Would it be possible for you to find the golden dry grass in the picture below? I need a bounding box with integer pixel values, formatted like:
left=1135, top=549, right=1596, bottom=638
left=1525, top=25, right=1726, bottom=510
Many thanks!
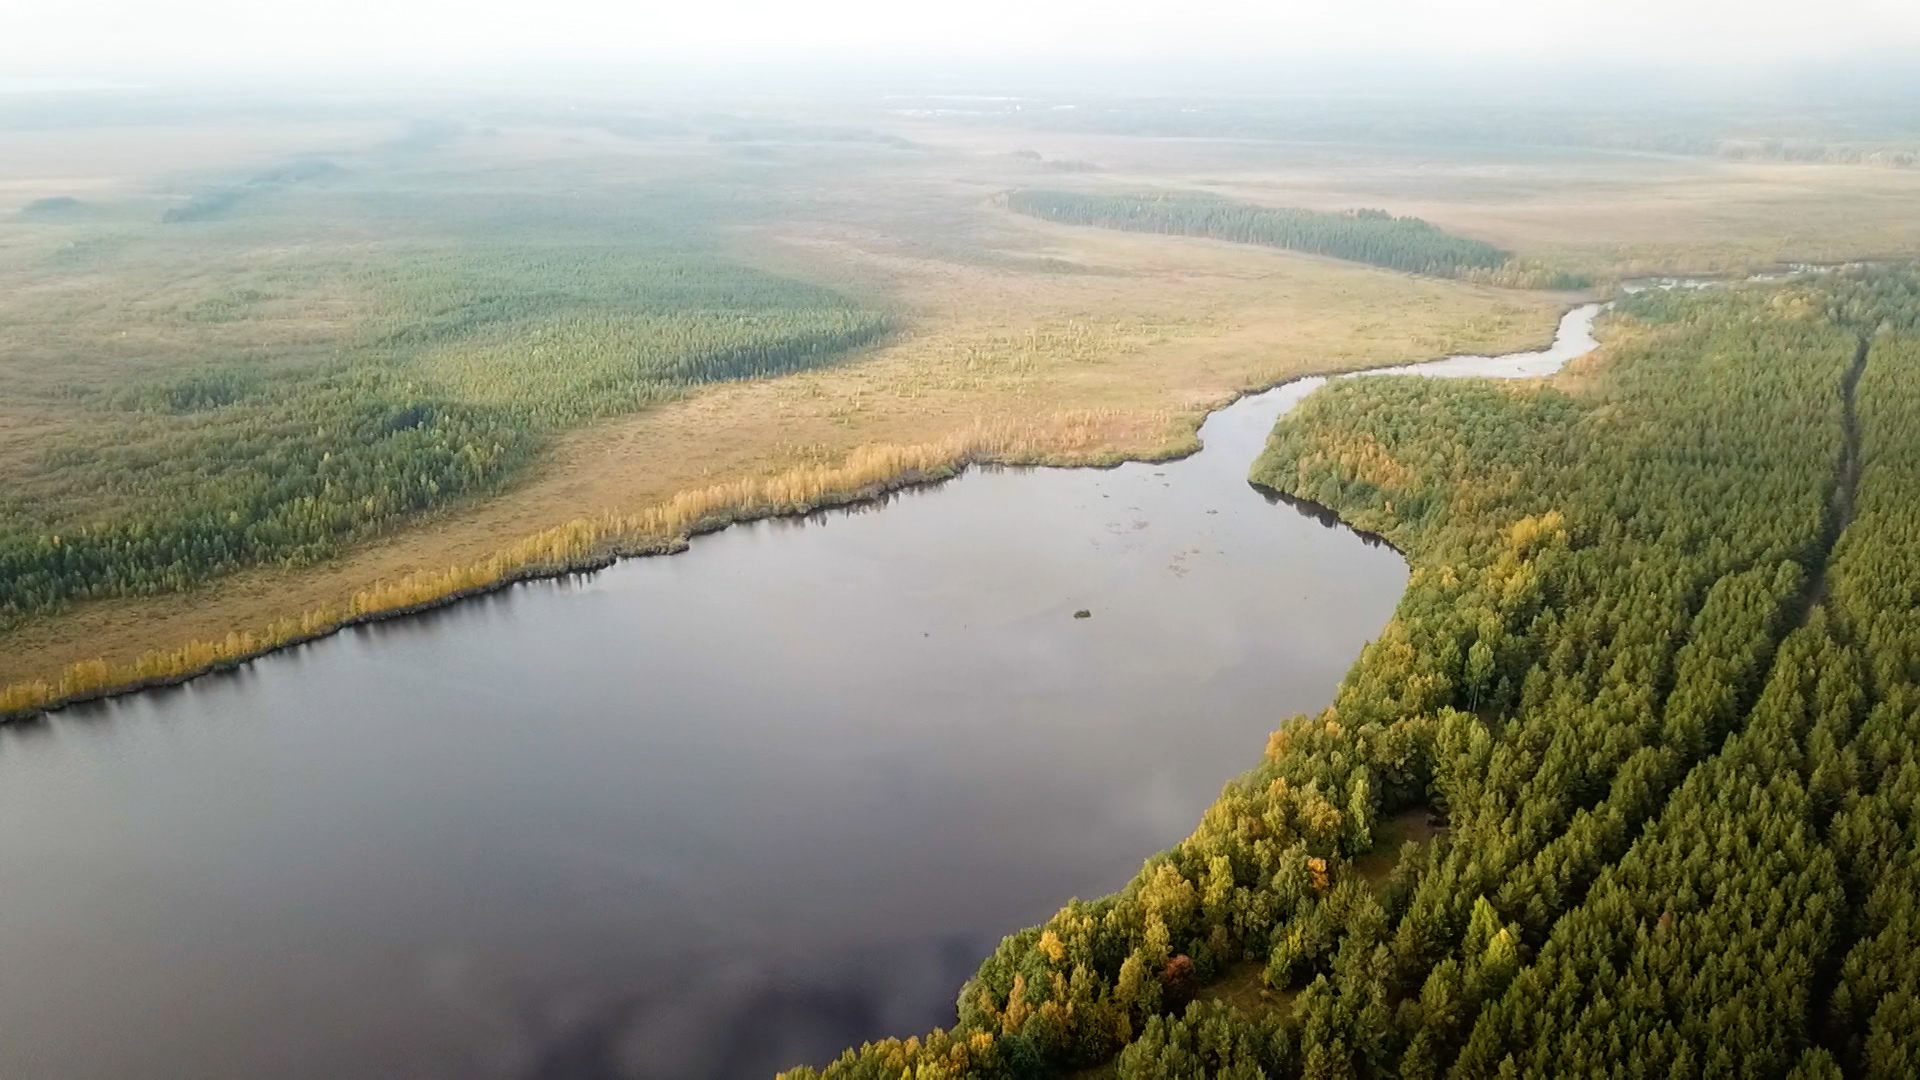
left=905, top=123, right=1920, bottom=275
left=1178, top=153, right=1920, bottom=275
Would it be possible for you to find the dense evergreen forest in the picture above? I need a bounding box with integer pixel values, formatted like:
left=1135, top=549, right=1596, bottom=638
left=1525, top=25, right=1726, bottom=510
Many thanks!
left=1004, top=191, right=1583, bottom=287
left=0, top=247, right=888, bottom=626
left=791, top=269, right=1920, bottom=1079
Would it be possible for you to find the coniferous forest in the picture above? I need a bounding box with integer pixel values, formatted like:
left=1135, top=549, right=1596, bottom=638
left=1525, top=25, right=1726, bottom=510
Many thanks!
left=790, top=268, right=1920, bottom=1080
left=0, top=250, right=889, bottom=627
left=1003, top=190, right=1585, bottom=287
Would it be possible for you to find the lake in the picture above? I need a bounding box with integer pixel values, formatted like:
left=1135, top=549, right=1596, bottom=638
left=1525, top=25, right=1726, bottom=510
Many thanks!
left=0, top=304, right=1599, bottom=1080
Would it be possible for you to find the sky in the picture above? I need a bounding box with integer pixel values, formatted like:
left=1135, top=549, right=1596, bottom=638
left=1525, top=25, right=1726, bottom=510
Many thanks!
left=10, top=0, right=1920, bottom=84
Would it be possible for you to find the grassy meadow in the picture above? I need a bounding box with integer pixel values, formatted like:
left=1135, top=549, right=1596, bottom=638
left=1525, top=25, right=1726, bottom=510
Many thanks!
left=5, top=90, right=1920, bottom=705
left=0, top=136, right=893, bottom=623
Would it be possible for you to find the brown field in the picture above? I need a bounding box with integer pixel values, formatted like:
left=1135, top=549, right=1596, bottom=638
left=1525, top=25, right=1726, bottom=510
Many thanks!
left=5, top=104, right=1920, bottom=701
left=912, top=123, right=1920, bottom=274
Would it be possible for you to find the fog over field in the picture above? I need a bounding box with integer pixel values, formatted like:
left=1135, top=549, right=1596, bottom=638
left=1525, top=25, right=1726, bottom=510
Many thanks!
left=14, top=0, right=1920, bottom=89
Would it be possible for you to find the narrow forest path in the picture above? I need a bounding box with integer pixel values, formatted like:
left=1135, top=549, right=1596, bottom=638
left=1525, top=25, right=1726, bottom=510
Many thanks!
left=1640, top=331, right=1876, bottom=1065
left=1522, top=329, right=1875, bottom=970
left=1801, top=334, right=1876, bottom=1065
left=1806, top=334, right=1871, bottom=612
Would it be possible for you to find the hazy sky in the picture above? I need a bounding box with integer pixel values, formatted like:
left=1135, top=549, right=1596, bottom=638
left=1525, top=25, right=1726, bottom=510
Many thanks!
left=12, top=0, right=1920, bottom=82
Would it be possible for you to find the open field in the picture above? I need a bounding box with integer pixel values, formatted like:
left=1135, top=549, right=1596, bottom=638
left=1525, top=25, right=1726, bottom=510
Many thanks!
left=905, top=121, right=1920, bottom=274
left=6, top=95, right=1920, bottom=700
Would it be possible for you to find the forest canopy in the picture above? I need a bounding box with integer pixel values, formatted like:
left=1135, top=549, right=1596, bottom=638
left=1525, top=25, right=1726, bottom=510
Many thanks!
left=0, top=245, right=888, bottom=627
left=791, top=268, right=1920, bottom=1080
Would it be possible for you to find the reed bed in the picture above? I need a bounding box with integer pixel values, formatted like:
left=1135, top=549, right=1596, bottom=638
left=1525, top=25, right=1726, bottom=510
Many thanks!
left=0, top=408, right=1176, bottom=720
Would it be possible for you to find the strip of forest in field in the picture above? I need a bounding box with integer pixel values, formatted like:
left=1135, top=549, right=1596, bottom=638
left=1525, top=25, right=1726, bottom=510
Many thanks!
left=1005, top=189, right=1589, bottom=289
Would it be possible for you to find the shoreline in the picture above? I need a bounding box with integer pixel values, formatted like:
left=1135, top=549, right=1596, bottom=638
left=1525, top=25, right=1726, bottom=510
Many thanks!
left=1251, top=482, right=1406, bottom=555
left=0, top=303, right=1587, bottom=724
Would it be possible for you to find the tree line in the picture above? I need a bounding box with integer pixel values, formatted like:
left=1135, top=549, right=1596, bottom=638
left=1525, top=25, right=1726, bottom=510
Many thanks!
left=1004, top=190, right=1581, bottom=285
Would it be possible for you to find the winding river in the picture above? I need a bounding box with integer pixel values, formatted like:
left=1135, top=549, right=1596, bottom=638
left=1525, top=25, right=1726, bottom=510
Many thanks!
left=0, top=304, right=1600, bottom=1080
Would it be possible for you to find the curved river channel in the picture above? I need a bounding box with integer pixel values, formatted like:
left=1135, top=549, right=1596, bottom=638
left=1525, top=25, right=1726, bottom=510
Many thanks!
left=0, top=305, right=1600, bottom=1080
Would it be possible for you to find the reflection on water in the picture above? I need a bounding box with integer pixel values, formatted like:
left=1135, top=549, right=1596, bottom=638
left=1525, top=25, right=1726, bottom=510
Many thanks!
left=0, top=304, right=1599, bottom=1080
left=1255, top=483, right=1395, bottom=548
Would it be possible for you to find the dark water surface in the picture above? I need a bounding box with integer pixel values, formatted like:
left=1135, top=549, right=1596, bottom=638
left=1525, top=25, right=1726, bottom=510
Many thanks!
left=0, top=305, right=1599, bottom=1080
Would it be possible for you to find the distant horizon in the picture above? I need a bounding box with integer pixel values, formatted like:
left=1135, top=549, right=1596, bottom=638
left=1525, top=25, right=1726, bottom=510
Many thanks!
left=6, top=52, right=1920, bottom=113
left=14, top=0, right=1920, bottom=97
